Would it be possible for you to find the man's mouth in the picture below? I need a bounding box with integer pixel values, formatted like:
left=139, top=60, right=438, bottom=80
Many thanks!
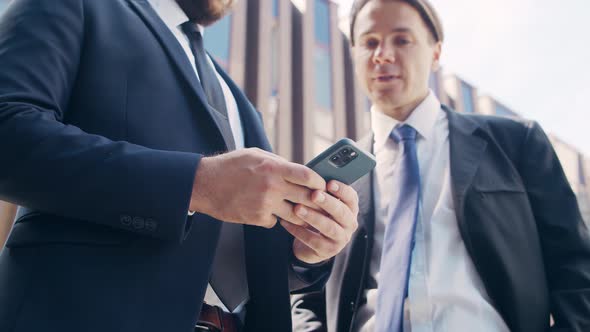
left=374, top=75, right=401, bottom=82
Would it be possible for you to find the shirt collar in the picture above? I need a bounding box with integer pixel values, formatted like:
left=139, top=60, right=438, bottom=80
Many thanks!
left=148, top=0, right=204, bottom=34
left=371, top=90, right=441, bottom=150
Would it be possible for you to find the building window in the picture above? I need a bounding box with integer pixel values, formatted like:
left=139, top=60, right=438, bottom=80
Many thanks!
left=204, top=14, right=232, bottom=70
left=461, top=82, right=475, bottom=113
left=266, top=1, right=281, bottom=150
left=273, top=0, right=279, bottom=18
left=314, top=0, right=333, bottom=111
left=271, top=10, right=279, bottom=97
left=0, top=0, right=9, bottom=14
left=495, top=104, right=515, bottom=117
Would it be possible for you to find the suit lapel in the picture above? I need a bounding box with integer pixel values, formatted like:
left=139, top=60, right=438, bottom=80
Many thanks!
left=444, top=105, right=488, bottom=267
left=333, top=134, right=376, bottom=332
left=354, top=134, right=376, bottom=237
left=446, top=107, right=487, bottom=208
left=126, top=0, right=234, bottom=150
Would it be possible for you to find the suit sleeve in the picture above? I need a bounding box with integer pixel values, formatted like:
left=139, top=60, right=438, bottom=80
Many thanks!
left=518, top=122, right=590, bottom=332
left=291, top=291, right=328, bottom=332
left=288, top=254, right=333, bottom=294
left=0, top=0, right=201, bottom=243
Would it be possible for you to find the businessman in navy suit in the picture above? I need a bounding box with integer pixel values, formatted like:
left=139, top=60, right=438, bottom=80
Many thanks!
left=292, top=1, right=590, bottom=331
left=0, top=0, right=360, bottom=331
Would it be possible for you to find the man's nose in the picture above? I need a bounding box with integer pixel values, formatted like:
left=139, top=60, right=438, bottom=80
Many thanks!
left=373, top=44, right=395, bottom=64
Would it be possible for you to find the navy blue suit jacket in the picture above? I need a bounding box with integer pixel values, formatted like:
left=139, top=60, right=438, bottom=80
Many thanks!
left=0, top=1, right=327, bottom=331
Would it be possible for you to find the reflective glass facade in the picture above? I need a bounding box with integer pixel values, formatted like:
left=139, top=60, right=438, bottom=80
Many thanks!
left=273, top=0, right=279, bottom=18
left=267, top=2, right=281, bottom=150
left=312, top=0, right=335, bottom=156
left=495, top=104, right=515, bottom=117
left=461, top=82, right=475, bottom=113
left=0, top=0, right=9, bottom=15
left=314, top=0, right=333, bottom=111
left=204, top=14, right=232, bottom=70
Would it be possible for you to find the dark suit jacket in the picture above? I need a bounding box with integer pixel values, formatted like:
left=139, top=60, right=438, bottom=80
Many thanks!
left=0, top=1, right=327, bottom=331
left=292, top=106, right=590, bottom=332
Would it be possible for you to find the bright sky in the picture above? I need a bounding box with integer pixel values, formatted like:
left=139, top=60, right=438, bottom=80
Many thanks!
left=336, top=0, right=590, bottom=156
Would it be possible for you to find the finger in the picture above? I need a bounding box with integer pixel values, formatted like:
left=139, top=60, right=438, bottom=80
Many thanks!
left=292, top=240, right=323, bottom=264
left=281, top=182, right=320, bottom=210
left=238, top=213, right=278, bottom=229
left=273, top=200, right=306, bottom=227
left=280, top=220, right=337, bottom=258
left=326, top=180, right=360, bottom=216
left=280, top=222, right=322, bottom=261
left=293, top=203, right=346, bottom=242
left=279, top=162, right=326, bottom=191
left=311, top=190, right=356, bottom=232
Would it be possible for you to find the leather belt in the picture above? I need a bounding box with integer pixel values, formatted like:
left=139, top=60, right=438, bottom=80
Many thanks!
left=195, top=303, right=240, bottom=332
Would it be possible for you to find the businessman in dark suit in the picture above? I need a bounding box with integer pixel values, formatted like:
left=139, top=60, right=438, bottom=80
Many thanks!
left=292, top=1, right=590, bottom=331
left=0, top=0, right=360, bottom=331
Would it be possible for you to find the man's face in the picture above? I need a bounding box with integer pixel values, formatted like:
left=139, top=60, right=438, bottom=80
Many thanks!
left=177, top=0, right=235, bottom=26
left=352, top=0, right=441, bottom=116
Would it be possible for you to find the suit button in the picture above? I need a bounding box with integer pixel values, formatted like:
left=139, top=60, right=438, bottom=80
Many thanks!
left=132, top=217, right=145, bottom=229
left=120, top=215, right=132, bottom=226
left=145, top=218, right=157, bottom=232
left=350, top=301, right=355, bottom=312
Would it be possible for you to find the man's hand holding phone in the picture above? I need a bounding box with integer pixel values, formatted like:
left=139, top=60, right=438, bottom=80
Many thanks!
left=280, top=179, right=360, bottom=264
left=190, top=148, right=325, bottom=229
left=189, top=140, right=374, bottom=264
left=281, top=138, right=375, bottom=263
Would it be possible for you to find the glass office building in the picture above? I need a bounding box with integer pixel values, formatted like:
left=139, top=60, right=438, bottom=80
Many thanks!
left=494, top=103, right=517, bottom=117
left=313, top=0, right=335, bottom=155
left=443, top=75, right=478, bottom=114
left=204, top=14, right=232, bottom=71
left=0, top=0, right=10, bottom=15
left=460, top=82, right=476, bottom=113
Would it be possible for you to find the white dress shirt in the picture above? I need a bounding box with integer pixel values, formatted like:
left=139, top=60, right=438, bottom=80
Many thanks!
left=148, top=0, right=245, bottom=313
left=353, top=91, right=510, bottom=332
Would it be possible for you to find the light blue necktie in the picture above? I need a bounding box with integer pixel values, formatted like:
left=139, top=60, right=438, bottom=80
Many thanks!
left=375, top=124, right=421, bottom=332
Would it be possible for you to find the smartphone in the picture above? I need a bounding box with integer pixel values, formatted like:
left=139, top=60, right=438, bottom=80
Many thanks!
left=306, top=138, right=376, bottom=185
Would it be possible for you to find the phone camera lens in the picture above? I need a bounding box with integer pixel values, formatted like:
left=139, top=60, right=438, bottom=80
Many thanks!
left=341, top=148, right=350, bottom=155
left=330, top=155, right=340, bottom=162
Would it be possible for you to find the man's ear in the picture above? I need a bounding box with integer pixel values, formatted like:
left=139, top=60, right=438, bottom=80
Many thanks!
left=431, top=41, right=442, bottom=72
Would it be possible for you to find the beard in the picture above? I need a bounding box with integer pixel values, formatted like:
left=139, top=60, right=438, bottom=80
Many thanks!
left=176, top=0, right=235, bottom=26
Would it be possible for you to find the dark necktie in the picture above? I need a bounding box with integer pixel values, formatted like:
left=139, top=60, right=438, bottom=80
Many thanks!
left=182, top=21, right=247, bottom=312
left=375, top=125, right=421, bottom=332
left=181, top=22, right=228, bottom=117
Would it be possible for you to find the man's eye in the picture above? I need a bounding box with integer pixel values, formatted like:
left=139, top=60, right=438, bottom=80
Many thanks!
left=395, top=37, right=410, bottom=46
left=365, top=39, right=379, bottom=48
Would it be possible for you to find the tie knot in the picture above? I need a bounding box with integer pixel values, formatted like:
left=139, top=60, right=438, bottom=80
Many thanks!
left=390, top=125, right=417, bottom=143
left=181, top=21, right=202, bottom=39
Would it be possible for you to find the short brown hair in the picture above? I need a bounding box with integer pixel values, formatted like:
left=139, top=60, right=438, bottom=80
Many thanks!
left=349, top=0, right=444, bottom=45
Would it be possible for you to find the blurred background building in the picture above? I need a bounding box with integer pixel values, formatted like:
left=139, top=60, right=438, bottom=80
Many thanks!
left=0, top=0, right=588, bottom=232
